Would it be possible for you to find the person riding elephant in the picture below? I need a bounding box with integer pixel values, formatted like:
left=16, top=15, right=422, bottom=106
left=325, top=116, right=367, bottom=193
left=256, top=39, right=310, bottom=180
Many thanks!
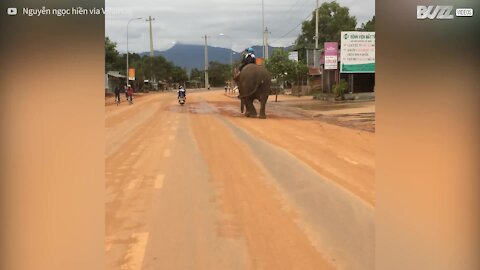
left=234, top=63, right=271, bottom=119
left=239, top=47, right=256, bottom=71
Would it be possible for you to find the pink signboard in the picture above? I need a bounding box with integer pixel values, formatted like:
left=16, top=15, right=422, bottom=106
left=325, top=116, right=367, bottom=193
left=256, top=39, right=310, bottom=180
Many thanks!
left=324, top=42, right=338, bottom=70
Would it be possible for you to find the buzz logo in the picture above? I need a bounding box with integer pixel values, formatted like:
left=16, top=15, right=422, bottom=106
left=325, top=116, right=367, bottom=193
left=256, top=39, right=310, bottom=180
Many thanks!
left=417, top=6, right=454, bottom=19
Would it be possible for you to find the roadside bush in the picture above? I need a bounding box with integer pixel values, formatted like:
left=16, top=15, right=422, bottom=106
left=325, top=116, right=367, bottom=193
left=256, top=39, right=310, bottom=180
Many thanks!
left=308, top=86, right=322, bottom=96
left=333, top=79, right=348, bottom=99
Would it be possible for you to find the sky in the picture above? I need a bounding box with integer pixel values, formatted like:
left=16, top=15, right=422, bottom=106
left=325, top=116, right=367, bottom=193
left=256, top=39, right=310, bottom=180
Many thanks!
left=105, top=0, right=374, bottom=54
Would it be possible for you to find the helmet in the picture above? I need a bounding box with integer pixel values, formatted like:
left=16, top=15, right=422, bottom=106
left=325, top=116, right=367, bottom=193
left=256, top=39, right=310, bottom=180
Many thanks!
left=179, top=85, right=183, bottom=89
left=247, top=47, right=254, bottom=53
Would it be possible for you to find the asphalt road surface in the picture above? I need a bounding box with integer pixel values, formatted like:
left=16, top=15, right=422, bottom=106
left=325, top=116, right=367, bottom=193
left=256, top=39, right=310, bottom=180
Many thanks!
left=105, top=89, right=374, bottom=270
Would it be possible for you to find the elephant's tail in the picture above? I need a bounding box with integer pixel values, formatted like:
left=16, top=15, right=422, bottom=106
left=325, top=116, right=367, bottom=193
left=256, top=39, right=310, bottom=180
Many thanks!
left=238, top=79, right=264, bottom=99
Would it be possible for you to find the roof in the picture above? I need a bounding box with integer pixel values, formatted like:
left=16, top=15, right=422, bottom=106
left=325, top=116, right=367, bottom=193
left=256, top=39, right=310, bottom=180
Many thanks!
left=308, top=67, right=321, bottom=76
left=106, top=71, right=126, bottom=78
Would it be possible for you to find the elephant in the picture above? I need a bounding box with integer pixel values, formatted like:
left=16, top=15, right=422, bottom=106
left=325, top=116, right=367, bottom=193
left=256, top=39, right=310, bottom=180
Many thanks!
left=234, top=64, right=271, bottom=119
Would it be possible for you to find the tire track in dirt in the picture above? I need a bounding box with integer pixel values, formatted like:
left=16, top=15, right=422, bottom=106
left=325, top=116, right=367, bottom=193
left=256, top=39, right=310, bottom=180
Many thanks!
left=219, top=117, right=374, bottom=270
left=190, top=113, right=336, bottom=270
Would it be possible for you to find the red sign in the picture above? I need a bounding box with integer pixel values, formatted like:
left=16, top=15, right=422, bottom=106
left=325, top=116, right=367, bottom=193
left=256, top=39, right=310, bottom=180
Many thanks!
left=324, top=42, right=338, bottom=70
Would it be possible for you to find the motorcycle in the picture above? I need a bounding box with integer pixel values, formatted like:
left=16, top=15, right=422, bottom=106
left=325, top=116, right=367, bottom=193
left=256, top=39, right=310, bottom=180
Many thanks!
left=178, top=96, right=185, bottom=105
left=178, top=89, right=186, bottom=105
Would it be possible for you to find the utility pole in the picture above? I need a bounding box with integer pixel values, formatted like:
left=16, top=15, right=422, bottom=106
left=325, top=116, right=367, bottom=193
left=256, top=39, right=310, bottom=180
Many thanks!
left=126, top=17, right=142, bottom=86
left=146, top=16, right=155, bottom=57
left=204, top=35, right=209, bottom=89
left=146, top=16, right=156, bottom=86
left=314, top=0, right=319, bottom=67
left=264, top=27, right=270, bottom=60
left=262, top=0, right=265, bottom=59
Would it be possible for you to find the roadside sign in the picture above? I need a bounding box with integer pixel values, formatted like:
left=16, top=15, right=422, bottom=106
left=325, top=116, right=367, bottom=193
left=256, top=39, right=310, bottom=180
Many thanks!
left=324, top=42, right=338, bottom=70
left=128, top=68, right=135, bottom=80
left=288, top=51, right=298, bottom=62
left=340, top=31, right=375, bottom=73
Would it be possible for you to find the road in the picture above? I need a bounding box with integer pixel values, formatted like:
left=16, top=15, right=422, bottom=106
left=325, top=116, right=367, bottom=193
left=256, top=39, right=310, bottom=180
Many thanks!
left=105, top=89, right=375, bottom=270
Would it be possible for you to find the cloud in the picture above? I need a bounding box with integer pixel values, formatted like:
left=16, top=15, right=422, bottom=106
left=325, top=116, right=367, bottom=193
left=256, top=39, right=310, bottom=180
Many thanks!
left=106, top=0, right=374, bottom=53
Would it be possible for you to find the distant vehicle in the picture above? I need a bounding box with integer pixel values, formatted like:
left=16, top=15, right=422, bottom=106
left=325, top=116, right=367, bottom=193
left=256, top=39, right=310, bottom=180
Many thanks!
left=178, top=96, right=185, bottom=105
left=178, top=86, right=186, bottom=105
left=127, top=84, right=134, bottom=104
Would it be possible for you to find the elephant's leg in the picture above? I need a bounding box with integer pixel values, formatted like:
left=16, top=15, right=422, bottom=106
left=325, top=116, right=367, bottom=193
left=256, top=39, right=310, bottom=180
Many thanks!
left=245, top=98, right=257, bottom=117
left=249, top=98, right=258, bottom=116
left=240, top=98, right=245, bottom=114
left=259, top=95, right=268, bottom=119
left=244, top=99, right=252, bottom=117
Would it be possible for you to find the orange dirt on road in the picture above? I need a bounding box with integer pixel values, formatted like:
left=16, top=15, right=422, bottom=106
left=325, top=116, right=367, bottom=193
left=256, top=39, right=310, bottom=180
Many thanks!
left=106, top=89, right=375, bottom=270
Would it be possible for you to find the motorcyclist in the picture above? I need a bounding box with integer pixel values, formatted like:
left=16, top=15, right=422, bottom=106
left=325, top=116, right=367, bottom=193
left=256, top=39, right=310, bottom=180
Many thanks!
left=127, top=84, right=133, bottom=103
left=178, top=85, right=186, bottom=99
left=114, top=84, right=121, bottom=103
left=239, top=47, right=256, bottom=71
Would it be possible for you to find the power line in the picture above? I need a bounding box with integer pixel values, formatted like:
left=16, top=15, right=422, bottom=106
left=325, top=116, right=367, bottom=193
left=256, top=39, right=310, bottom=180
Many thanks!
left=270, top=0, right=312, bottom=38
left=284, top=0, right=309, bottom=16
left=270, top=11, right=312, bottom=46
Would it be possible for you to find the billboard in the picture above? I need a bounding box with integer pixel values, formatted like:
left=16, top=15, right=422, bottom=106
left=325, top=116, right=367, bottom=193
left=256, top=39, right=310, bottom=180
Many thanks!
left=128, top=68, right=135, bottom=80
left=288, top=51, right=298, bottom=62
left=324, top=42, right=338, bottom=70
left=340, top=31, right=375, bottom=73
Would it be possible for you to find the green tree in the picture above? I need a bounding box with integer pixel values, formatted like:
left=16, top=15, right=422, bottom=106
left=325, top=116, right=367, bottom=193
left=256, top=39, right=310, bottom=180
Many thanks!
left=105, top=37, right=124, bottom=73
left=105, top=38, right=189, bottom=90
left=169, top=66, right=188, bottom=84
left=127, top=53, right=142, bottom=64
left=188, top=68, right=204, bottom=88
left=140, top=55, right=170, bottom=82
left=208, top=61, right=230, bottom=87
left=295, top=1, right=357, bottom=50
left=266, top=49, right=308, bottom=100
left=154, top=56, right=169, bottom=81
left=266, top=49, right=292, bottom=80
left=266, top=50, right=308, bottom=82
left=190, top=68, right=203, bottom=81
left=359, top=15, right=375, bottom=31
left=289, top=61, right=309, bottom=85
left=127, top=54, right=187, bottom=90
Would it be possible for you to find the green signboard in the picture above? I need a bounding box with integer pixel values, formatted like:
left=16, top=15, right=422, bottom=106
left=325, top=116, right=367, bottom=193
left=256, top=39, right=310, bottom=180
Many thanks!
left=340, top=31, right=375, bottom=73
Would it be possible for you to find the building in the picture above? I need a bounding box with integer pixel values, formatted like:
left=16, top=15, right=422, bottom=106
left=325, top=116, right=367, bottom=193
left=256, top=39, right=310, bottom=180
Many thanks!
left=308, top=67, right=322, bottom=90
left=303, top=41, right=375, bottom=95
left=105, top=71, right=126, bottom=93
left=320, top=48, right=375, bottom=94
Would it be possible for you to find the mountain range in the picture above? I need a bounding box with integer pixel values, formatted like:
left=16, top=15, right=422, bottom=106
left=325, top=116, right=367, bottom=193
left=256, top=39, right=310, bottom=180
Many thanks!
left=139, top=43, right=289, bottom=71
